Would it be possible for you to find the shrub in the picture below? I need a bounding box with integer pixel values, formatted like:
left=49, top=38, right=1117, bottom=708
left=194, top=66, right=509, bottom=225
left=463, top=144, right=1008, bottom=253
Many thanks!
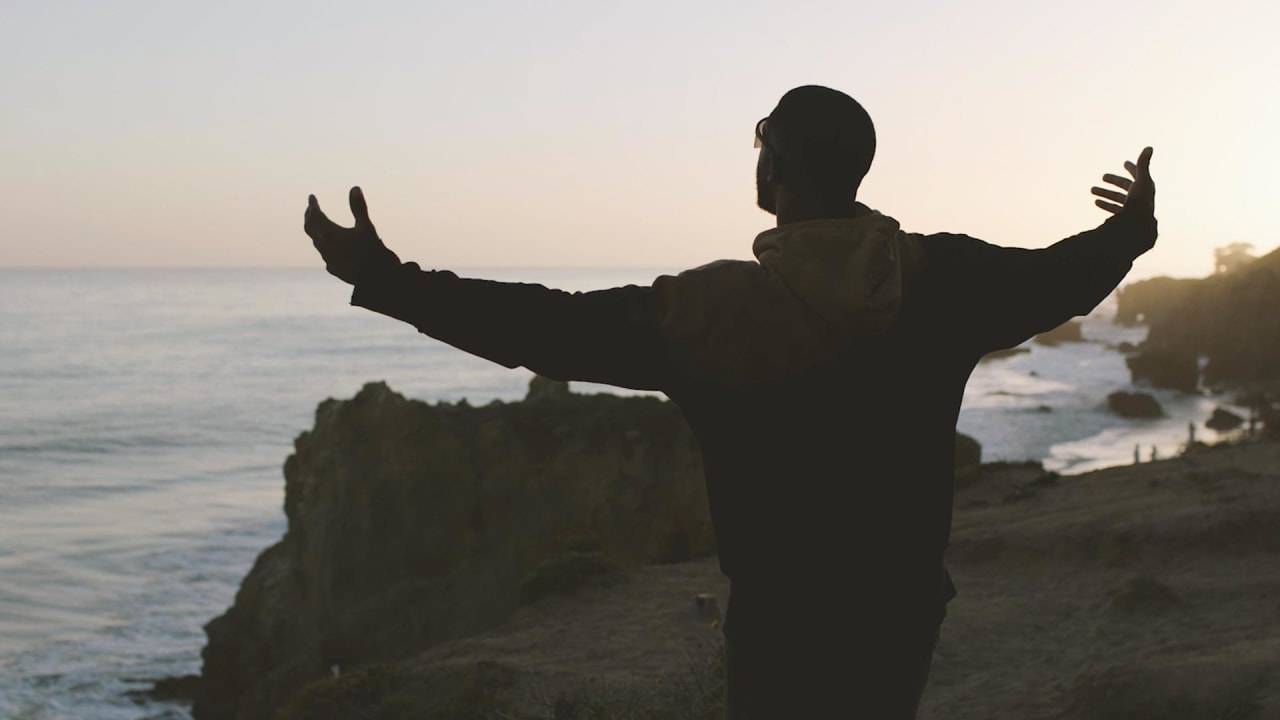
left=518, top=552, right=627, bottom=606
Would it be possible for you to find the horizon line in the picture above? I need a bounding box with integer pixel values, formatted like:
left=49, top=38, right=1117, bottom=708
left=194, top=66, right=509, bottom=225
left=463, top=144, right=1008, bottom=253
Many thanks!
left=0, top=264, right=687, bottom=271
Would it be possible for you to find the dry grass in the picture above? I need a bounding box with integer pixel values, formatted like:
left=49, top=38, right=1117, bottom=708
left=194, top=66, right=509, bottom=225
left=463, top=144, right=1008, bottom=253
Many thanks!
left=509, top=634, right=725, bottom=720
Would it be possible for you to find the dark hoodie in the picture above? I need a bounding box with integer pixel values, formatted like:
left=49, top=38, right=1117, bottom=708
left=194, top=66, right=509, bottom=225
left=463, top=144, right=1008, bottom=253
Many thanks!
left=349, top=205, right=1156, bottom=638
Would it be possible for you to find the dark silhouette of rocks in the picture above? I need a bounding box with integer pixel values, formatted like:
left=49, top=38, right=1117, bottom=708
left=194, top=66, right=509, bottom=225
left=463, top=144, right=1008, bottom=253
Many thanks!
left=525, top=374, right=570, bottom=401
left=955, top=432, right=982, bottom=468
left=192, top=381, right=710, bottom=720
left=1033, top=319, right=1085, bottom=346
left=127, top=674, right=202, bottom=703
left=1115, top=245, right=1280, bottom=389
left=1125, top=350, right=1200, bottom=393
left=980, top=346, right=1031, bottom=362
left=183, top=382, right=993, bottom=718
left=1114, top=276, right=1201, bottom=326
left=1205, top=407, right=1245, bottom=432
left=1107, top=391, right=1164, bottom=419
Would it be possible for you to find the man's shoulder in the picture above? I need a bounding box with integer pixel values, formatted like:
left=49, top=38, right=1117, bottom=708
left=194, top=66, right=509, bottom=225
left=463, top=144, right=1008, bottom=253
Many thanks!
left=903, top=229, right=989, bottom=250
left=899, top=230, right=1004, bottom=274
left=656, top=258, right=769, bottom=298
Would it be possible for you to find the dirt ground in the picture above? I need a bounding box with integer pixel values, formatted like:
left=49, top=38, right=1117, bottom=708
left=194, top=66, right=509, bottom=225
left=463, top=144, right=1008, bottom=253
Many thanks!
left=408, top=441, right=1280, bottom=719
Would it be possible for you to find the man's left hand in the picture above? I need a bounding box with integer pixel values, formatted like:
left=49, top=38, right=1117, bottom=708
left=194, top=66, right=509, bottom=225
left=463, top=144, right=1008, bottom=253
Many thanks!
left=304, top=186, right=399, bottom=285
left=1091, top=147, right=1155, bottom=217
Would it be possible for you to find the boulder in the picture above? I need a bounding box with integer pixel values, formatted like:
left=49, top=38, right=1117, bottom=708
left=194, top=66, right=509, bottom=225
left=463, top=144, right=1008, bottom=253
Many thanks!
left=1125, top=350, right=1200, bottom=393
left=1205, top=407, right=1244, bottom=432
left=1107, top=391, right=1164, bottom=419
left=526, top=374, right=570, bottom=401
left=955, top=432, right=982, bottom=468
left=1033, top=320, right=1085, bottom=346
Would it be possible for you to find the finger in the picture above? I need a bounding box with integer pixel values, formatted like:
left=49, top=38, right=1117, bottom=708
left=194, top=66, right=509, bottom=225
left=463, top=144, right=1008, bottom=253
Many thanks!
left=1091, top=187, right=1128, bottom=204
left=304, top=195, right=335, bottom=237
left=1137, top=146, right=1154, bottom=175
left=349, top=186, right=373, bottom=229
left=1124, top=160, right=1138, bottom=179
left=1102, top=173, right=1133, bottom=191
left=1095, top=199, right=1124, bottom=214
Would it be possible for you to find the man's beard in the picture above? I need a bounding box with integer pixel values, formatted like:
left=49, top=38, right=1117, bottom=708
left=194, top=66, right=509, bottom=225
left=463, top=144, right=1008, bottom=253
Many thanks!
left=756, top=168, right=777, bottom=215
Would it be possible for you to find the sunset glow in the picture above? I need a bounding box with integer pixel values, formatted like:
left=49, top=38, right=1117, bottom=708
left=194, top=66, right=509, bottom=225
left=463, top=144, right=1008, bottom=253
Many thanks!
left=2, top=0, right=1275, bottom=279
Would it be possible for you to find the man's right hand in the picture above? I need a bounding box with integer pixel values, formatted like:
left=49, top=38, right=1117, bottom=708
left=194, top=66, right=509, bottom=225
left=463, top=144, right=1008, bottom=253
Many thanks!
left=304, top=187, right=400, bottom=286
left=1091, top=146, right=1155, bottom=217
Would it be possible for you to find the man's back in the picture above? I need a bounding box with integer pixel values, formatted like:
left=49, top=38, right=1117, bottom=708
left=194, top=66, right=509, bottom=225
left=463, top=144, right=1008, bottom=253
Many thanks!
left=658, top=215, right=968, bottom=632
left=306, top=84, right=1157, bottom=717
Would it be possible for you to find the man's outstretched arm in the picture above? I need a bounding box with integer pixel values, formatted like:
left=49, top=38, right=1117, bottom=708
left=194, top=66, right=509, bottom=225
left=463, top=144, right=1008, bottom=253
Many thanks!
left=304, top=187, right=675, bottom=391
left=936, top=147, right=1158, bottom=356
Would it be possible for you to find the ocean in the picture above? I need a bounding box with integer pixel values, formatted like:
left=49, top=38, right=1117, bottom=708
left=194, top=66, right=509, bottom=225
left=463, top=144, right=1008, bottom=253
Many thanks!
left=0, top=267, right=1234, bottom=718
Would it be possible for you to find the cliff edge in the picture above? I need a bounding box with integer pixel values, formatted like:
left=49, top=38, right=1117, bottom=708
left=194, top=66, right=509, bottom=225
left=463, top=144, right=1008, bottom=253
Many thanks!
left=193, top=380, right=711, bottom=720
left=1117, top=246, right=1280, bottom=392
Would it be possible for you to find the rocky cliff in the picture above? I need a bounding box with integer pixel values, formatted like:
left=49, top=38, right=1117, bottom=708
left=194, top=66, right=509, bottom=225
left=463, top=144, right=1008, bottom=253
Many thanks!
left=193, top=381, right=712, bottom=720
left=190, top=379, right=988, bottom=719
left=1116, top=246, right=1280, bottom=391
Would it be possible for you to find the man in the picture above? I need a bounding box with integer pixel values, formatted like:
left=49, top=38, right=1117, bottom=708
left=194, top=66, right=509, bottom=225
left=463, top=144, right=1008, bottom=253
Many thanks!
left=305, top=85, right=1156, bottom=719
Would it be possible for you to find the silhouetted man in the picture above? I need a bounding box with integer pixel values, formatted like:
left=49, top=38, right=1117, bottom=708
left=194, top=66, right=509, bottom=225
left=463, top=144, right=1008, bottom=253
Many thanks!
left=305, top=85, right=1157, bottom=719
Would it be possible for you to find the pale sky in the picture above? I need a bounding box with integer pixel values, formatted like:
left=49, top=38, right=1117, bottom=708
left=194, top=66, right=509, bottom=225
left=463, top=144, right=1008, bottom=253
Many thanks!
left=1, top=0, right=1275, bottom=279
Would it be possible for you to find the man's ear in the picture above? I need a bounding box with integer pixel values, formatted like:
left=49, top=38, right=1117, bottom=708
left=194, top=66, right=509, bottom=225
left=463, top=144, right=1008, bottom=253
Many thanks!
left=768, top=153, right=786, bottom=184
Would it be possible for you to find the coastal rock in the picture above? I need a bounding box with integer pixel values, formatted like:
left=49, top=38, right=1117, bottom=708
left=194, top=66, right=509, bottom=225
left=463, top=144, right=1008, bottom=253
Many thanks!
left=1265, top=405, right=1280, bottom=438
left=955, top=432, right=982, bottom=468
left=1115, top=246, right=1280, bottom=387
left=1125, top=349, right=1200, bottom=393
left=1114, top=276, right=1201, bottom=326
left=194, top=381, right=710, bottom=720
left=1033, top=319, right=1085, bottom=346
left=525, top=375, right=570, bottom=401
left=1206, top=407, right=1245, bottom=432
left=1107, top=391, right=1164, bottom=419
left=980, top=346, right=1030, bottom=363
left=192, top=382, right=1000, bottom=718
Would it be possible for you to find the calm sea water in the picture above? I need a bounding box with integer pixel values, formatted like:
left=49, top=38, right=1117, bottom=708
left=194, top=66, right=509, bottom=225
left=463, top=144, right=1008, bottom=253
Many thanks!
left=0, top=268, right=1231, bottom=718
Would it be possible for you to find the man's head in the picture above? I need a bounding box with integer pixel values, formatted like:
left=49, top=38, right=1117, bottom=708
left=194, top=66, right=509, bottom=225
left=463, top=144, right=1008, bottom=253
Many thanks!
left=755, top=86, right=876, bottom=217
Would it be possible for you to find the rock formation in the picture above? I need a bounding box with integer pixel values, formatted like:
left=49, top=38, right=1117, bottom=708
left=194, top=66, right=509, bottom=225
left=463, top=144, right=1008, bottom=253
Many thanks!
left=955, top=432, right=982, bottom=468
left=1114, top=276, right=1201, bottom=326
left=1124, top=350, right=1200, bottom=393
left=1115, top=245, right=1280, bottom=390
left=1107, top=391, right=1164, bottom=419
left=1033, top=319, right=1085, bottom=346
left=193, top=380, right=711, bottom=720
left=190, top=380, right=988, bottom=719
left=1205, top=407, right=1245, bottom=432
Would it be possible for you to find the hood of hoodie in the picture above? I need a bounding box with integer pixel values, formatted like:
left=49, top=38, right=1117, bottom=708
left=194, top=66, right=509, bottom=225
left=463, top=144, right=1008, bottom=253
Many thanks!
left=751, top=204, right=904, bottom=337
left=648, top=204, right=913, bottom=385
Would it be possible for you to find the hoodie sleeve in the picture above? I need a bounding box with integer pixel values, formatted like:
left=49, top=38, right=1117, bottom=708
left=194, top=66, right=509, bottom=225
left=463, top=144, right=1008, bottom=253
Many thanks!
left=929, top=209, right=1157, bottom=357
left=348, top=264, right=679, bottom=391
